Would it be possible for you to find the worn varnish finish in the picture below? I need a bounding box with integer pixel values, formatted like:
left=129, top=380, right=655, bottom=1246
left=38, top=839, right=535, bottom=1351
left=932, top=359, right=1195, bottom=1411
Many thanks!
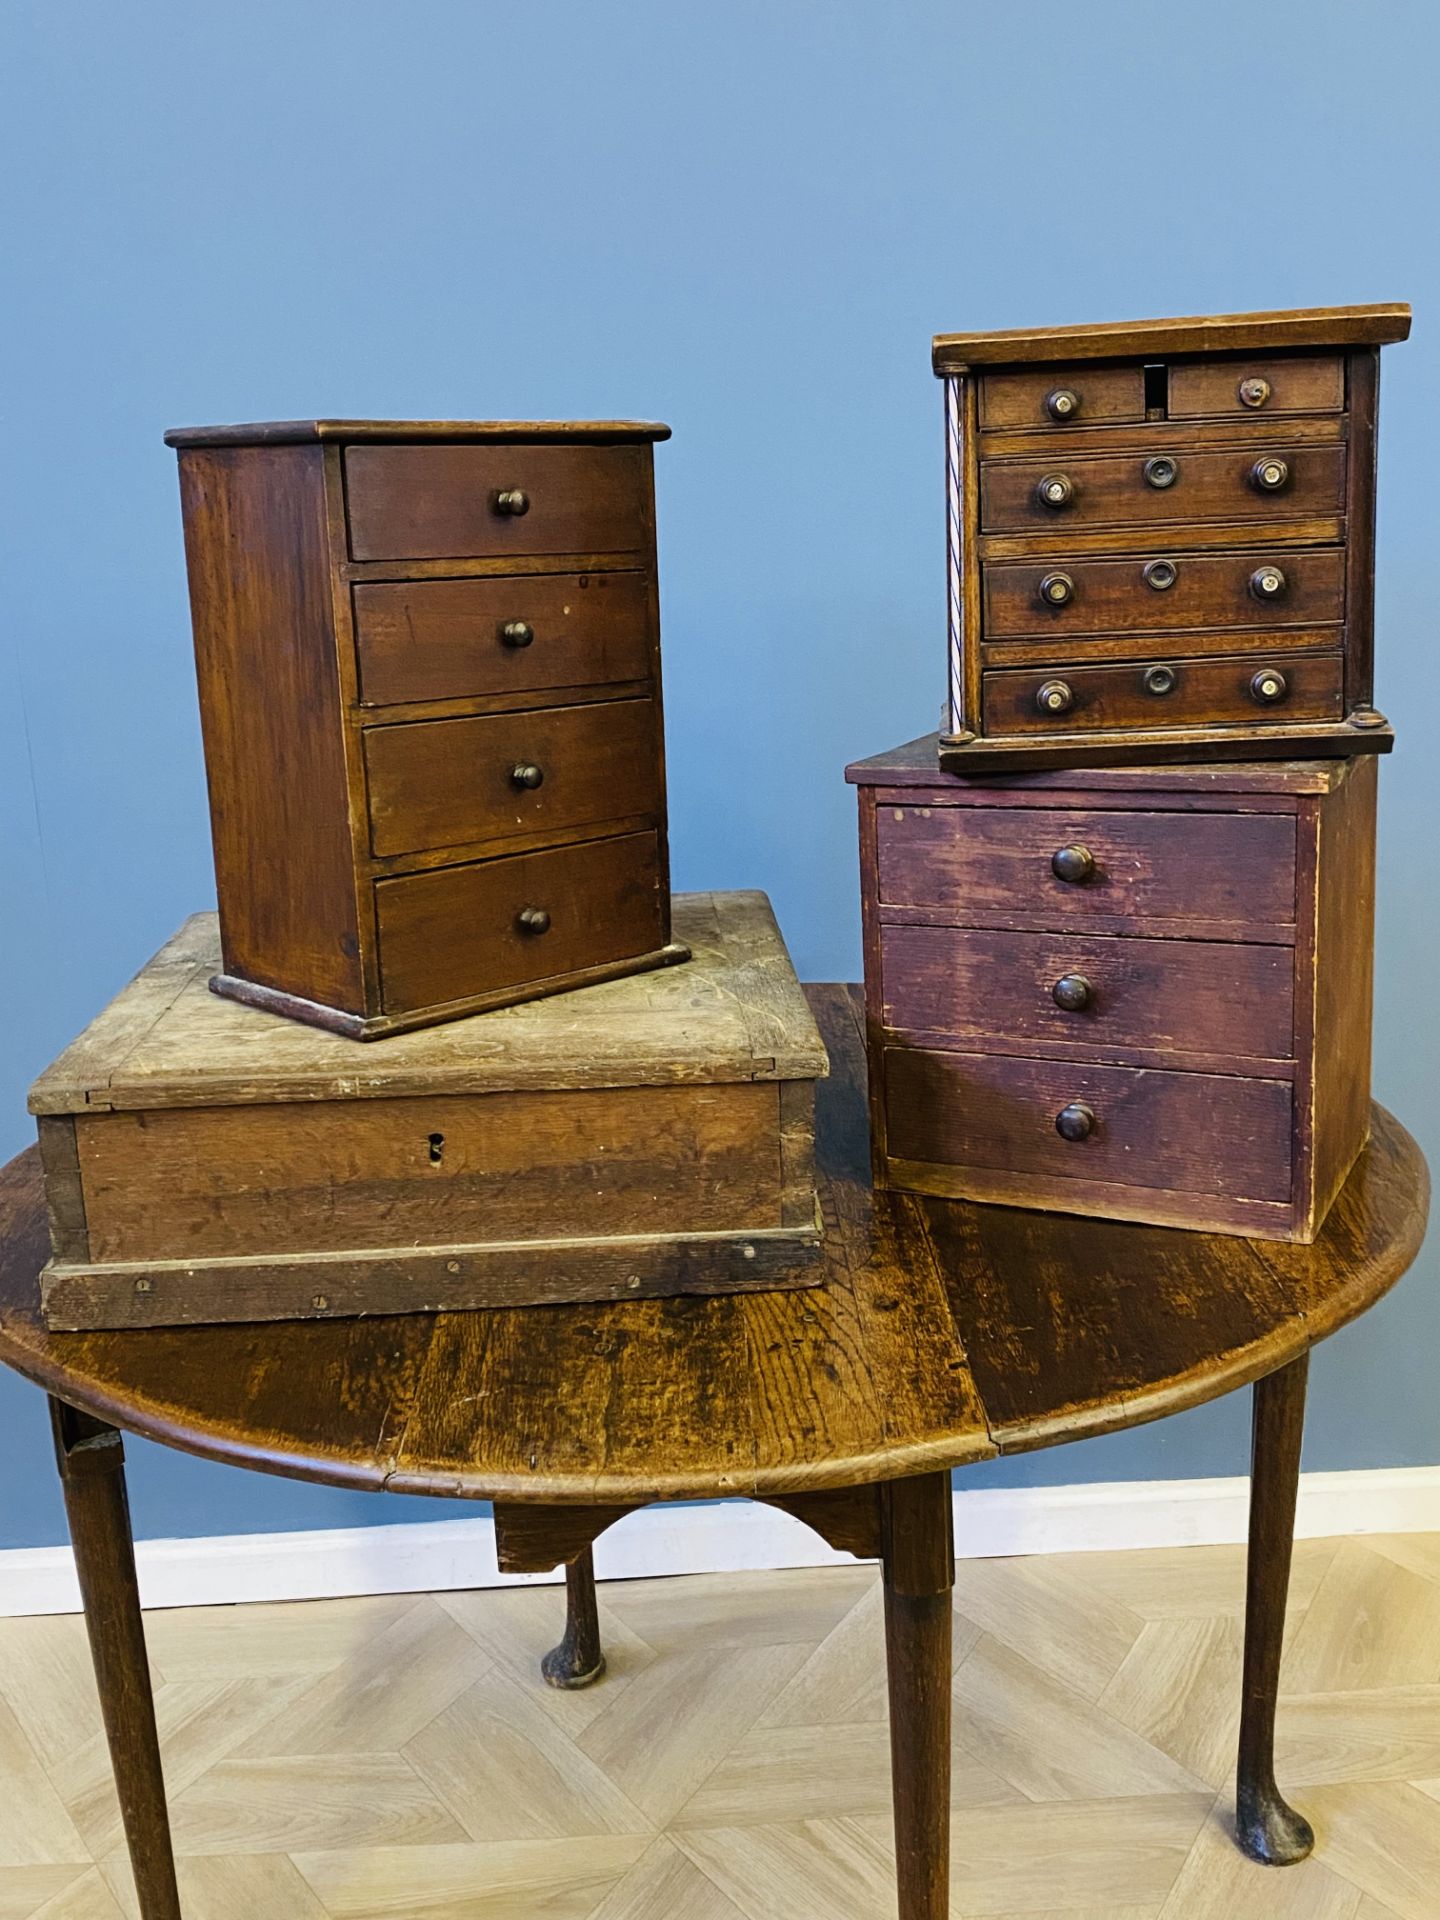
left=851, top=740, right=1378, bottom=1241
left=0, top=987, right=1427, bottom=1918
left=28, top=893, right=827, bottom=1329
left=934, top=304, right=1410, bottom=771
left=165, top=418, right=683, bottom=1037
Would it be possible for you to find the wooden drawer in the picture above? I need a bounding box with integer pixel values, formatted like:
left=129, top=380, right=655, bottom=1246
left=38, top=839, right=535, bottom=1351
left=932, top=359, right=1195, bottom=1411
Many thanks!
left=353, top=571, right=652, bottom=707
left=979, top=364, right=1145, bottom=432
left=881, top=924, right=1294, bottom=1063
left=345, top=444, right=650, bottom=562
left=364, top=696, right=660, bottom=859
left=979, top=441, right=1345, bottom=534
left=984, top=546, right=1345, bottom=638
left=984, top=650, right=1344, bottom=737
left=1169, top=353, right=1344, bottom=420
left=875, top=803, right=1297, bottom=934
left=883, top=1046, right=1294, bottom=1203
left=378, top=829, right=664, bottom=1014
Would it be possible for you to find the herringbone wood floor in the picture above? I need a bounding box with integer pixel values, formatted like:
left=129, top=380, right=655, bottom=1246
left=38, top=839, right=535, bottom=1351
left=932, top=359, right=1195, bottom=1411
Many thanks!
left=2, top=1535, right=1439, bottom=1918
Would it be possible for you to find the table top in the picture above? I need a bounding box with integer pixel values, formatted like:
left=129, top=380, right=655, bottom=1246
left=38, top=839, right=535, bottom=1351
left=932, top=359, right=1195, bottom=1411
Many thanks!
left=0, top=988, right=1427, bottom=1505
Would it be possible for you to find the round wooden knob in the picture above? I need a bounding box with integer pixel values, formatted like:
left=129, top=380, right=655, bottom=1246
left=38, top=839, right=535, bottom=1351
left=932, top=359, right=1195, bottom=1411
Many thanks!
left=1143, top=455, right=1178, bottom=490
left=1038, top=571, right=1075, bottom=608
left=494, top=489, right=531, bottom=516
left=1055, top=1102, right=1096, bottom=1142
left=1036, top=473, right=1075, bottom=510
left=1250, top=456, right=1290, bottom=493
left=1143, top=665, right=1178, bottom=696
left=511, top=762, right=545, bottom=789
left=501, top=620, right=535, bottom=648
left=1045, top=387, right=1081, bottom=421
left=1250, top=564, right=1288, bottom=601
left=1051, top=973, right=1093, bottom=1012
left=1035, top=678, right=1074, bottom=716
left=1238, top=376, right=1272, bottom=409
left=1051, top=843, right=1095, bottom=884
left=1250, top=668, right=1290, bottom=706
left=516, top=907, right=551, bottom=935
left=1143, top=558, right=1178, bottom=592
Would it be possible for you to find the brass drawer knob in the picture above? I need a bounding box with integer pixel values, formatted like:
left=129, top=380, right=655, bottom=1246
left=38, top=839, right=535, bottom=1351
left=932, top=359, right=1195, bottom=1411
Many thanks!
left=511, top=762, right=545, bottom=789
left=1250, top=667, right=1290, bottom=706
left=1052, top=973, right=1093, bottom=1012
left=1055, top=1101, right=1096, bottom=1142
left=1036, top=473, right=1075, bottom=509
left=1238, top=376, right=1272, bottom=409
left=1143, top=455, right=1178, bottom=490
left=1143, top=558, right=1178, bottom=591
left=1046, top=387, right=1081, bottom=421
left=1038, top=571, right=1075, bottom=608
left=1250, top=456, right=1291, bottom=493
left=1144, top=665, right=1178, bottom=696
left=516, top=907, right=551, bottom=935
left=1250, top=564, right=1288, bottom=601
left=494, top=488, right=531, bottom=516
left=1051, top=843, right=1095, bottom=884
left=500, top=620, right=535, bottom=648
left=1035, top=678, right=1074, bottom=716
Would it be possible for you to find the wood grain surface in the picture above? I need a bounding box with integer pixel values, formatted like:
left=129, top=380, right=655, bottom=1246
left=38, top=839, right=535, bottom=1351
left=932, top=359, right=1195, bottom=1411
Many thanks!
left=0, top=988, right=1427, bottom=1502
left=933, top=304, right=1411, bottom=371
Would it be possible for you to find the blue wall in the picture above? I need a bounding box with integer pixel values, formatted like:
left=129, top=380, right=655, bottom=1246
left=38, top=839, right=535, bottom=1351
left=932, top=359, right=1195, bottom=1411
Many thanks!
left=3, top=0, right=1436, bottom=1548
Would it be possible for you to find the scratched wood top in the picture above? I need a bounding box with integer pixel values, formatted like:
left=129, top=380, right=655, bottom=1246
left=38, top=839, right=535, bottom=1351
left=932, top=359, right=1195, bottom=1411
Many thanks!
left=164, top=420, right=672, bottom=447
left=0, top=989, right=1426, bottom=1502
left=931, top=303, right=1412, bottom=372
left=28, top=893, right=827, bottom=1116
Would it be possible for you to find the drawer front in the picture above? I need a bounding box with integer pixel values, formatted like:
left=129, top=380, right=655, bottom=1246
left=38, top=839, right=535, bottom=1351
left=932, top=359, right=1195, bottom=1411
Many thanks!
left=365, top=697, right=661, bottom=859
left=984, top=650, right=1344, bottom=737
left=884, top=1046, right=1293, bottom=1202
left=1168, top=353, right=1344, bottom=420
left=875, top=804, right=1297, bottom=932
left=979, top=364, right=1145, bottom=432
left=345, top=444, right=650, bottom=562
left=979, top=442, right=1345, bottom=534
left=378, top=829, right=664, bottom=1014
left=353, top=572, right=653, bottom=707
left=984, top=547, right=1345, bottom=638
left=881, top=925, right=1294, bottom=1062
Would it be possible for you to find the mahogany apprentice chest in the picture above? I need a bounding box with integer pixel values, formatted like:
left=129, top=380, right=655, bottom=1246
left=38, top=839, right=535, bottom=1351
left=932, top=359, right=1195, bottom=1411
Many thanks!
left=849, top=735, right=1377, bottom=1242
left=931, top=305, right=1410, bottom=774
left=165, top=419, right=684, bottom=1038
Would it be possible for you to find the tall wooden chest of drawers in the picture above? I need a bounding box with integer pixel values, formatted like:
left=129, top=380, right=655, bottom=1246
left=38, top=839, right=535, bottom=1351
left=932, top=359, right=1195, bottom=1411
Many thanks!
left=848, top=735, right=1377, bottom=1242
left=165, top=419, right=685, bottom=1038
left=931, top=304, right=1410, bottom=774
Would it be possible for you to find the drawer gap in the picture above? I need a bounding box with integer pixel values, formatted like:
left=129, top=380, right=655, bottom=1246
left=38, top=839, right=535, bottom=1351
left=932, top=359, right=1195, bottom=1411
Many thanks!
left=1143, top=362, right=1168, bottom=417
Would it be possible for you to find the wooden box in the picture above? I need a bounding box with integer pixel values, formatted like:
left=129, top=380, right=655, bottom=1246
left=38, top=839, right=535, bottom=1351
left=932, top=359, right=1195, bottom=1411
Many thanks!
left=848, top=736, right=1376, bottom=1242
left=29, top=893, right=827, bottom=1330
left=931, top=304, right=1411, bottom=774
left=164, top=418, right=687, bottom=1038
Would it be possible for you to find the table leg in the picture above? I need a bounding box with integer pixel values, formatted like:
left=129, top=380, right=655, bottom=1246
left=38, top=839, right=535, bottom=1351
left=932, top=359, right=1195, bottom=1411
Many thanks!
left=541, top=1546, right=607, bottom=1689
left=1236, top=1352, right=1314, bottom=1866
left=50, top=1398, right=183, bottom=1920
left=881, top=1471, right=955, bottom=1920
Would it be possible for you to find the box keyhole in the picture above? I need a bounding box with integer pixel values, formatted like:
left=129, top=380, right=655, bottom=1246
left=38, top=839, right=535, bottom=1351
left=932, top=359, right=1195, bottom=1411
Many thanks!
left=428, top=1132, right=445, bottom=1166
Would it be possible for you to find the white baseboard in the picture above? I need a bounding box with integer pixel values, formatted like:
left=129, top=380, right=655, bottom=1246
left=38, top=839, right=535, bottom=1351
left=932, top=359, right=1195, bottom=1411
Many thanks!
left=2, top=1466, right=1437, bottom=1619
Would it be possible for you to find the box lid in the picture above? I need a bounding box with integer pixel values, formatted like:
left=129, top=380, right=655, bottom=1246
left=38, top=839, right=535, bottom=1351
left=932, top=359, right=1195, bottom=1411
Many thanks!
left=932, top=303, right=1412, bottom=374
left=164, top=419, right=671, bottom=449
left=30, top=893, right=827, bottom=1116
left=845, top=733, right=1359, bottom=796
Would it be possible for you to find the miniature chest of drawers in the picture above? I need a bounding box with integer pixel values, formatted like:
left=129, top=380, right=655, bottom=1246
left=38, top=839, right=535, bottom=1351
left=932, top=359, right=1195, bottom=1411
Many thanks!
left=931, top=305, right=1411, bottom=774
left=848, top=736, right=1377, bottom=1242
left=165, top=418, right=686, bottom=1038
left=29, top=893, right=826, bottom=1330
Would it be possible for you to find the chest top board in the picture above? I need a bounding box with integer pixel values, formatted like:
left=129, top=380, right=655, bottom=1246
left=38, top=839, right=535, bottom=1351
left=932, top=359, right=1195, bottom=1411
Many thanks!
left=930, top=304, right=1411, bottom=775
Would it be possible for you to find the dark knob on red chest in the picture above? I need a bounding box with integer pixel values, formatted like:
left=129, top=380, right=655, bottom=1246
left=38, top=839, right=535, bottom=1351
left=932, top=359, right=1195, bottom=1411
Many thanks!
left=1250, top=668, right=1290, bottom=706
left=1051, top=973, right=1093, bottom=1012
left=501, top=620, right=535, bottom=647
left=494, top=488, right=530, bottom=516
left=511, top=762, right=545, bottom=789
left=516, top=907, right=551, bottom=935
left=1055, top=1102, right=1096, bottom=1142
left=1051, top=844, right=1096, bottom=884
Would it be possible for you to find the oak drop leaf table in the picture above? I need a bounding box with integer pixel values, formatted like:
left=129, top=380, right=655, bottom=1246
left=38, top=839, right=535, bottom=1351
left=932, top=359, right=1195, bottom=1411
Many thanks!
left=0, top=988, right=1427, bottom=1920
